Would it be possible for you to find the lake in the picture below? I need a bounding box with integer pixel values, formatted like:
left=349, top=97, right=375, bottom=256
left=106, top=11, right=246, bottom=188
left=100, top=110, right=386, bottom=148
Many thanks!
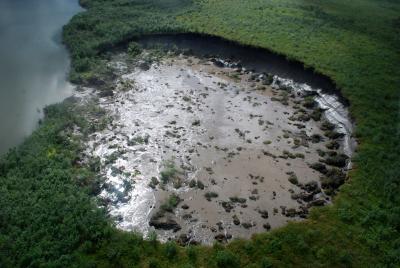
left=0, top=0, right=82, bottom=155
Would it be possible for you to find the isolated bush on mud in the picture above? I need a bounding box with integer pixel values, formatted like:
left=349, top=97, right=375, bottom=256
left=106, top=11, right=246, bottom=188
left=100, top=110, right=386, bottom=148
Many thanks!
left=160, top=161, right=178, bottom=184
left=160, top=194, right=181, bottom=212
left=288, top=172, right=299, bottom=185
left=189, top=179, right=205, bottom=189
left=148, top=177, right=159, bottom=189
left=205, top=191, right=219, bottom=201
left=321, top=167, right=346, bottom=195
left=229, top=196, right=247, bottom=204
left=303, top=96, right=316, bottom=109
left=324, top=153, right=348, bottom=168
left=310, top=162, right=328, bottom=174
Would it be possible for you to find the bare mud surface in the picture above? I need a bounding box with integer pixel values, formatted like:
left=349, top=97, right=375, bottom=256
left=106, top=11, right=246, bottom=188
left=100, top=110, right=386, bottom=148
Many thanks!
left=78, top=51, right=354, bottom=244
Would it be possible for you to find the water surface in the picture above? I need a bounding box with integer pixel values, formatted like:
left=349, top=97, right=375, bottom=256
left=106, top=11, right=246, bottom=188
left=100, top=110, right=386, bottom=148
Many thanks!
left=0, top=0, right=82, bottom=154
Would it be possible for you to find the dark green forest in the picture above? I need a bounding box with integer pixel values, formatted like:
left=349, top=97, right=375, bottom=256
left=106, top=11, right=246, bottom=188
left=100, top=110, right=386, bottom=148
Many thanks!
left=1, top=0, right=399, bottom=267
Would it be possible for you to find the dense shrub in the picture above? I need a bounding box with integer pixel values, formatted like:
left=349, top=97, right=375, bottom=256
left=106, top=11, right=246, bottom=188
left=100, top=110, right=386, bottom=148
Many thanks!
left=215, top=251, right=240, bottom=268
left=127, top=42, right=142, bottom=58
left=164, top=241, right=178, bottom=260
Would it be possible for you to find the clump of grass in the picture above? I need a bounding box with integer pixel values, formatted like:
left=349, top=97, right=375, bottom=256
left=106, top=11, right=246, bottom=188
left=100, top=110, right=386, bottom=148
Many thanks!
left=326, top=140, right=340, bottom=150
left=204, top=191, right=219, bottom=201
left=182, top=95, right=191, bottom=102
left=311, top=134, right=323, bottom=143
left=192, top=120, right=201, bottom=126
left=104, top=150, right=124, bottom=165
left=241, top=222, right=253, bottom=229
left=127, top=42, right=142, bottom=58
left=173, top=180, right=182, bottom=189
left=197, top=180, right=205, bottom=189
left=148, top=177, right=159, bottom=189
left=288, top=172, right=299, bottom=185
left=232, top=214, right=240, bottom=225
left=280, top=150, right=296, bottom=159
left=128, top=134, right=150, bottom=146
left=317, top=149, right=326, bottom=157
left=310, top=162, right=328, bottom=174
left=293, top=138, right=301, bottom=146
left=321, top=121, right=335, bottom=131
left=310, top=108, right=323, bottom=121
left=189, top=179, right=205, bottom=189
left=160, top=161, right=178, bottom=184
left=229, top=73, right=241, bottom=81
left=321, top=168, right=346, bottom=195
left=160, top=194, right=181, bottom=213
left=303, top=96, right=316, bottom=109
left=229, top=196, right=247, bottom=203
left=189, top=179, right=196, bottom=188
left=324, top=153, right=349, bottom=168
left=324, top=130, right=344, bottom=140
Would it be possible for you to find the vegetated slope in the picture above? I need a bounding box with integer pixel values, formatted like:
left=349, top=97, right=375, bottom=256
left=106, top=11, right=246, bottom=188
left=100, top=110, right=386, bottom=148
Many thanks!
left=63, top=0, right=193, bottom=84
left=0, top=0, right=399, bottom=267
left=0, top=101, right=110, bottom=267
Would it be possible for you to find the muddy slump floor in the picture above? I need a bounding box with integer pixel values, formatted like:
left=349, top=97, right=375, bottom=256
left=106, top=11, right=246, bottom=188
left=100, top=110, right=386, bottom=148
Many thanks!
left=81, top=51, right=353, bottom=245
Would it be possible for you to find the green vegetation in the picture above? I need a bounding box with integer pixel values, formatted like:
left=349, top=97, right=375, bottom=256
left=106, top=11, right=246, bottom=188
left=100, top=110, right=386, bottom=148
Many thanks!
left=0, top=100, right=110, bottom=266
left=288, top=173, right=299, bottom=185
left=204, top=191, right=219, bottom=201
left=160, top=160, right=178, bottom=184
left=63, top=0, right=193, bottom=84
left=189, top=179, right=205, bottom=189
left=128, top=134, right=150, bottom=146
left=160, top=194, right=181, bottom=213
left=149, top=176, right=159, bottom=189
left=229, top=196, right=247, bottom=204
left=127, top=42, right=142, bottom=58
left=1, top=0, right=399, bottom=267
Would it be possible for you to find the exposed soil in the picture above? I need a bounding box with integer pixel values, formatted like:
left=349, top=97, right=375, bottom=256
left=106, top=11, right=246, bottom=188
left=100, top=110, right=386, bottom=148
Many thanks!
left=78, top=50, right=354, bottom=244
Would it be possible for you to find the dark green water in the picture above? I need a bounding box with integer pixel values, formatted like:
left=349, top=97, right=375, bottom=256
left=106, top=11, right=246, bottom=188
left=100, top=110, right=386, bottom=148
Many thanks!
left=0, top=0, right=82, bottom=155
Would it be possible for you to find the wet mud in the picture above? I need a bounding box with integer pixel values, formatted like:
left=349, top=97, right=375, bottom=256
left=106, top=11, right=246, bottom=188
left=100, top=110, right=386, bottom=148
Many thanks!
left=78, top=47, right=354, bottom=244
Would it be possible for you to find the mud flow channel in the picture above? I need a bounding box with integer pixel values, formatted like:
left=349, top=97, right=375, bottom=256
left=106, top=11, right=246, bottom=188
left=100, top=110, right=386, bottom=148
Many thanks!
left=78, top=36, right=355, bottom=245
